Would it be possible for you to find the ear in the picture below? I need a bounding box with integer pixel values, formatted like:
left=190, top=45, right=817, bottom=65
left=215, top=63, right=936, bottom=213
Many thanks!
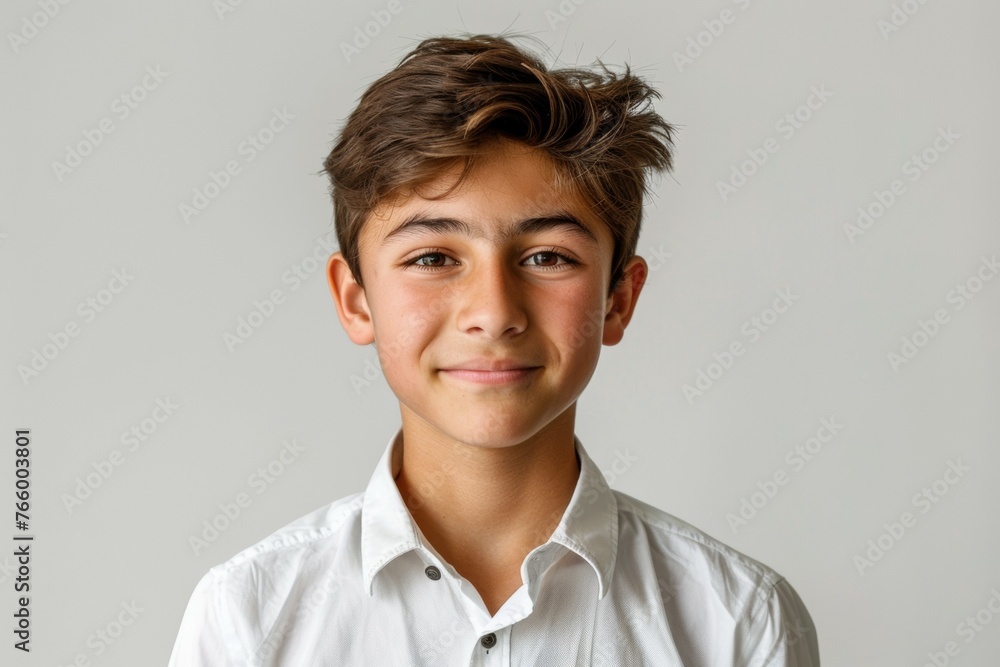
left=602, top=255, right=647, bottom=346
left=327, top=251, right=375, bottom=345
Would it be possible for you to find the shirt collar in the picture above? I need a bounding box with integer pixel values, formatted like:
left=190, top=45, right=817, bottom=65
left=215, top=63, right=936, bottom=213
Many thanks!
left=360, top=426, right=619, bottom=599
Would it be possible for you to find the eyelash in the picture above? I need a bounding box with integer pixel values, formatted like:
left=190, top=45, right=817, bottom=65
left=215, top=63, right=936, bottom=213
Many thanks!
left=405, top=247, right=578, bottom=272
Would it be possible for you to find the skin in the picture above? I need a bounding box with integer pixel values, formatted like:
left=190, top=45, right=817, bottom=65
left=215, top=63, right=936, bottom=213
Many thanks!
left=326, top=138, right=647, bottom=616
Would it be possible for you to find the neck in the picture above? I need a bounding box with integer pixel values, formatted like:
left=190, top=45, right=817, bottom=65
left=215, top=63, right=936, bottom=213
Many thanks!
left=393, top=406, right=581, bottom=575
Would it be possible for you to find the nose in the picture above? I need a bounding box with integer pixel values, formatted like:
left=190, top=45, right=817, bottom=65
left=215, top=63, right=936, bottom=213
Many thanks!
left=454, top=255, right=528, bottom=339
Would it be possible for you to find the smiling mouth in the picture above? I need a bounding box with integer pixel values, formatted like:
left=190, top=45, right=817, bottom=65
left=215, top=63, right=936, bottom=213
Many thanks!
left=438, top=367, right=541, bottom=385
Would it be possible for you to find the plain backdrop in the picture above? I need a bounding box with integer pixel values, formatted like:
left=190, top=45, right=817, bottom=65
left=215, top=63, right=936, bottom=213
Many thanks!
left=2, top=1, right=999, bottom=665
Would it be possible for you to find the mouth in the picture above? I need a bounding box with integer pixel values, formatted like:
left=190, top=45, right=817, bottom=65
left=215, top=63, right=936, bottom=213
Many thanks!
left=438, top=367, right=542, bottom=385
left=440, top=360, right=542, bottom=385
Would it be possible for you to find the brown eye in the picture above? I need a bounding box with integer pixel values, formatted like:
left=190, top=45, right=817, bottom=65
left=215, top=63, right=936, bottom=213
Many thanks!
left=414, top=253, right=445, bottom=266
left=526, top=252, right=557, bottom=266
left=524, top=250, right=576, bottom=269
left=407, top=251, right=458, bottom=271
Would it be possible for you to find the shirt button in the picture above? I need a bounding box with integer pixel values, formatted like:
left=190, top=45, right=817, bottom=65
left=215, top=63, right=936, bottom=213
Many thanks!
left=481, top=633, right=497, bottom=649
left=424, top=565, right=441, bottom=581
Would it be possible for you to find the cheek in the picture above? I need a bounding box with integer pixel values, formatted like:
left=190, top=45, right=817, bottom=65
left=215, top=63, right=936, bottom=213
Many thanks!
left=549, top=288, right=608, bottom=353
left=382, top=276, right=470, bottom=337
left=370, top=285, right=443, bottom=376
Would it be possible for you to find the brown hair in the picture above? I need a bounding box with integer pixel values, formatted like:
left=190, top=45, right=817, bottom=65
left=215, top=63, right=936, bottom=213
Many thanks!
left=323, top=32, right=676, bottom=297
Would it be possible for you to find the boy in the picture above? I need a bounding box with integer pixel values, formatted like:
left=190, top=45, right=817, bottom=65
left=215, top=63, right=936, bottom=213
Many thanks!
left=169, top=33, right=819, bottom=665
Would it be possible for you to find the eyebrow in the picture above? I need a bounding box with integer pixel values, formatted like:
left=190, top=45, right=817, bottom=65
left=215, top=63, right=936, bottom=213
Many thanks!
left=381, top=211, right=600, bottom=249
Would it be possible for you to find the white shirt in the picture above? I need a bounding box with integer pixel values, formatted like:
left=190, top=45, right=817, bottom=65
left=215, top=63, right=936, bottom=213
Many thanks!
left=168, top=428, right=820, bottom=666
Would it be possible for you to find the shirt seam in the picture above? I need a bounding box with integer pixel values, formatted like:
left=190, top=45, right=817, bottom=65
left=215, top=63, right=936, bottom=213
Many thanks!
left=207, top=567, right=255, bottom=666
left=742, top=576, right=786, bottom=667
left=214, top=507, right=362, bottom=574
left=215, top=496, right=366, bottom=575
left=615, top=499, right=776, bottom=583
left=214, top=529, right=332, bottom=573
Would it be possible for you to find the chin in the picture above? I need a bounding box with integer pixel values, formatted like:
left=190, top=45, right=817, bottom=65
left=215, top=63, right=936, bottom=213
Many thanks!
left=435, top=418, right=532, bottom=448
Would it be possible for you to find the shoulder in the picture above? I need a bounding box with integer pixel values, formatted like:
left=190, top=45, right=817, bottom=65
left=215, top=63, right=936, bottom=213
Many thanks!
left=197, top=491, right=367, bottom=615
left=612, top=490, right=819, bottom=663
left=170, top=493, right=367, bottom=663
left=214, top=491, right=366, bottom=574
left=613, top=489, right=781, bottom=590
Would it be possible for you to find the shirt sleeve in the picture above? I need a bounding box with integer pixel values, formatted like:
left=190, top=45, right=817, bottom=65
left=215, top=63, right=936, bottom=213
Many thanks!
left=167, top=569, right=250, bottom=667
left=741, top=576, right=821, bottom=667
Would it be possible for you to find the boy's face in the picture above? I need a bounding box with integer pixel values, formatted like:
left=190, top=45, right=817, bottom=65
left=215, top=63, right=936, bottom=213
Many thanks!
left=327, top=139, right=646, bottom=449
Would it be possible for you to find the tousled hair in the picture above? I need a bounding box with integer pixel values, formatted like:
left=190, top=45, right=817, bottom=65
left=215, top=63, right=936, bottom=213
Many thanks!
left=323, top=33, right=676, bottom=296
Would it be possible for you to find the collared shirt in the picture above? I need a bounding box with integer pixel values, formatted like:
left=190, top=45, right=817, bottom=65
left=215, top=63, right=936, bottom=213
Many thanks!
left=168, top=428, right=820, bottom=666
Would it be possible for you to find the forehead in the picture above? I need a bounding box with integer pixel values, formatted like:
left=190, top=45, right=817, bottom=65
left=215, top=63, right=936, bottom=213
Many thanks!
left=359, top=142, right=607, bottom=251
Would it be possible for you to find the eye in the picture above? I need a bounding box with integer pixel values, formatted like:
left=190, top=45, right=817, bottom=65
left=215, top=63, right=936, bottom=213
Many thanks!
left=524, top=249, right=577, bottom=270
left=404, top=247, right=578, bottom=272
left=408, top=251, right=456, bottom=271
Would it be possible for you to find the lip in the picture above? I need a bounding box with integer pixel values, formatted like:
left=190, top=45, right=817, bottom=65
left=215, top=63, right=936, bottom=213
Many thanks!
left=439, top=367, right=541, bottom=385
left=438, top=357, right=542, bottom=385
left=439, top=358, right=540, bottom=372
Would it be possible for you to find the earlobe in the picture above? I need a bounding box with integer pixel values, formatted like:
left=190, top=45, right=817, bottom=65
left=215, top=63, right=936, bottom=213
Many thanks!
left=602, top=256, right=647, bottom=346
left=327, top=251, right=375, bottom=345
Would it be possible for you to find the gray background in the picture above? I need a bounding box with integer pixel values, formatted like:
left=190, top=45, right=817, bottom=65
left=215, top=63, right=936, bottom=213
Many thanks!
left=2, top=0, right=998, bottom=665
